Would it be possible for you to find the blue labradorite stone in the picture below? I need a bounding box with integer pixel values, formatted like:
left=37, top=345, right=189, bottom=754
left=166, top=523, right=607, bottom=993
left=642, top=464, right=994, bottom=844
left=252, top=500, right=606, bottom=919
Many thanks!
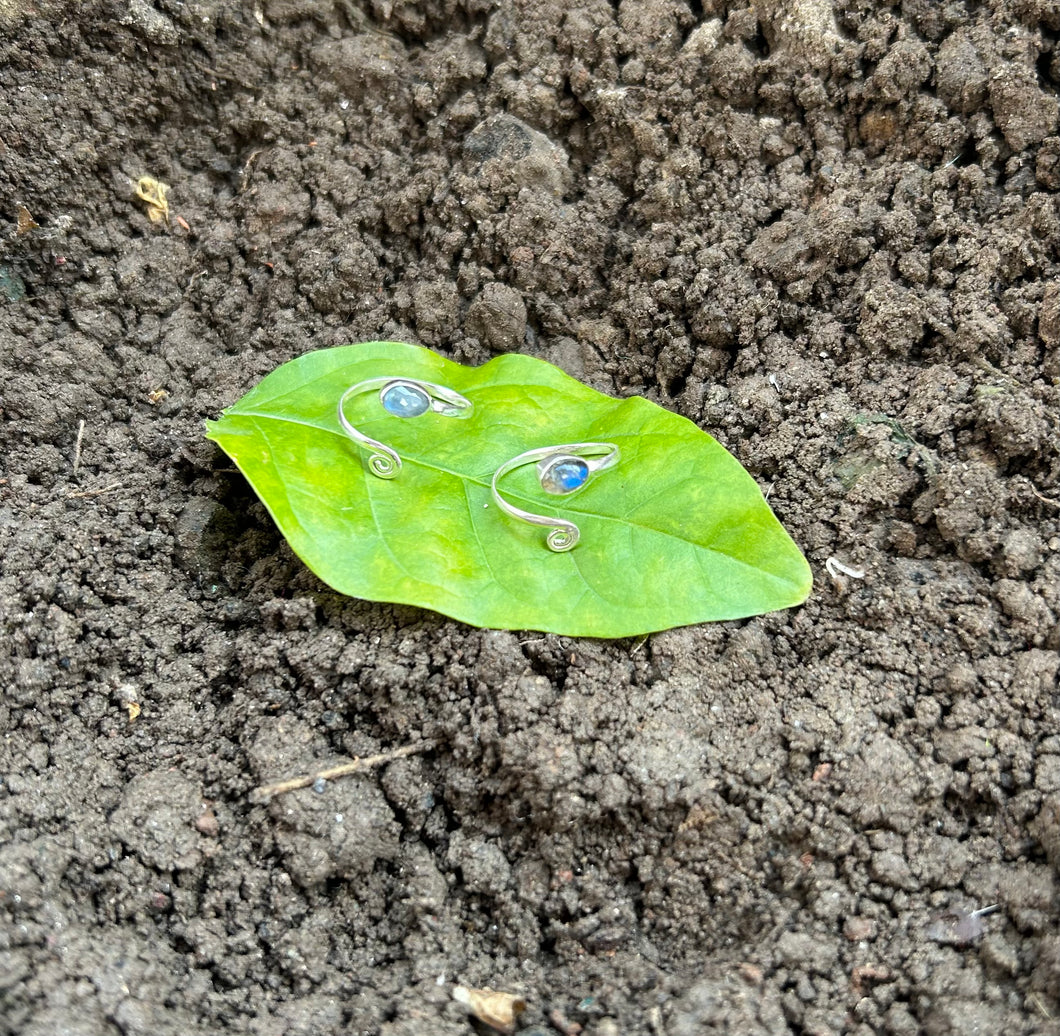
left=381, top=382, right=430, bottom=418
left=541, top=458, right=589, bottom=494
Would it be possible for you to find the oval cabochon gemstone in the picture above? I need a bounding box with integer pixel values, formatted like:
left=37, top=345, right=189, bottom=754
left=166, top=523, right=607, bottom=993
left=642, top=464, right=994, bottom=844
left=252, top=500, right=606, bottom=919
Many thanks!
left=540, top=456, right=589, bottom=494
left=381, top=382, right=431, bottom=418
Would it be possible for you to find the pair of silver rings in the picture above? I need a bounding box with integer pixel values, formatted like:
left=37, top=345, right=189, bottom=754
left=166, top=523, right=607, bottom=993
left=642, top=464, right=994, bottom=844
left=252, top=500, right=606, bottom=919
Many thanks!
left=337, top=377, right=619, bottom=552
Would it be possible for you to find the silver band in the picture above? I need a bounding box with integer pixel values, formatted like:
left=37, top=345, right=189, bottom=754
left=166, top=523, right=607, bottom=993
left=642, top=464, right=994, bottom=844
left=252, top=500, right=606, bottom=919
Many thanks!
left=337, top=377, right=473, bottom=479
left=491, top=442, right=620, bottom=552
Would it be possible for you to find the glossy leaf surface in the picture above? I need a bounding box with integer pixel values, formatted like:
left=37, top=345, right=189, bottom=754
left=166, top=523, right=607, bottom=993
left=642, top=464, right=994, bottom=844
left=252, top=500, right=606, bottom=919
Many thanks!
left=205, top=342, right=811, bottom=636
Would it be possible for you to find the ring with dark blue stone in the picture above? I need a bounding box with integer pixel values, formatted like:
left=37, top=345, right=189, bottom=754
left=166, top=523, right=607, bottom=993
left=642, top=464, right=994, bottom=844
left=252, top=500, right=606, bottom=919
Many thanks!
left=337, top=376, right=473, bottom=479
left=491, top=442, right=620, bottom=551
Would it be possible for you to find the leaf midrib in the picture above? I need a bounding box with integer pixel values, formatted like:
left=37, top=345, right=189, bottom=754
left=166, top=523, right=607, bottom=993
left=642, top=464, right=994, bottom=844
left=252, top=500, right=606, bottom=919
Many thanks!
left=226, top=408, right=806, bottom=593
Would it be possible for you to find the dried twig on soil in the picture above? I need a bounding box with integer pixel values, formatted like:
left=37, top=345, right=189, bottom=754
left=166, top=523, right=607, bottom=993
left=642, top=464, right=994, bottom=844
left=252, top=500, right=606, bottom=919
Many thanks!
left=187, top=56, right=257, bottom=91
left=1030, top=993, right=1054, bottom=1020
left=66, top=482, right=123, bottom=499
left=1030, top=485, right=1060, bottom=508
left=73, top=419, right=85, bottom=473
left=248, top=740, right=435, bottom=803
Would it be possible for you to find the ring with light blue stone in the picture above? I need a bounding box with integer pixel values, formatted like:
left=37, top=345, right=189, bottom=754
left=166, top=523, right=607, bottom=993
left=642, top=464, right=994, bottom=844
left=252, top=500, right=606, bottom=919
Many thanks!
left=337, top=377, right=473, bottom=478
left=491, top=442, right=620, bottom=552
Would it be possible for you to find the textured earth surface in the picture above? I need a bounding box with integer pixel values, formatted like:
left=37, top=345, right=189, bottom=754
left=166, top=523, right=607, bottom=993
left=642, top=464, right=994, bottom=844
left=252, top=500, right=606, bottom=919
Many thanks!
left=2, top=1, right=1059, bottom=1033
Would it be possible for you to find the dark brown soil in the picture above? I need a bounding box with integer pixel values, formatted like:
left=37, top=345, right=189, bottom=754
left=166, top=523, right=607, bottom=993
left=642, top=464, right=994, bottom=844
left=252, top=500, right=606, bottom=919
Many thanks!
left=2, top=1, right=1059, bottom=1033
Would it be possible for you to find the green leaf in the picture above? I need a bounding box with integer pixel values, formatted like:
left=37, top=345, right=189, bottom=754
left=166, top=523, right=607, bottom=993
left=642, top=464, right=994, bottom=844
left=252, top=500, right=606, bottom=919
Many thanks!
left=205, top=342, right=811, bottom=637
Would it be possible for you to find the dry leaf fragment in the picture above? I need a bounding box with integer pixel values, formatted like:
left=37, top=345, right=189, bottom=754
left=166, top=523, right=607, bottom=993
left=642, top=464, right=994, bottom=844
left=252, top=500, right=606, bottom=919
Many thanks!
left=452, top=986, right=526, bottom=1035
left=134, top=176, right=170, bottom=224
left=126, top=701, right=141, bottom=724
left=924, top=905, right=998, bottom=947
left=16, top=206, right=38, bottom=235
